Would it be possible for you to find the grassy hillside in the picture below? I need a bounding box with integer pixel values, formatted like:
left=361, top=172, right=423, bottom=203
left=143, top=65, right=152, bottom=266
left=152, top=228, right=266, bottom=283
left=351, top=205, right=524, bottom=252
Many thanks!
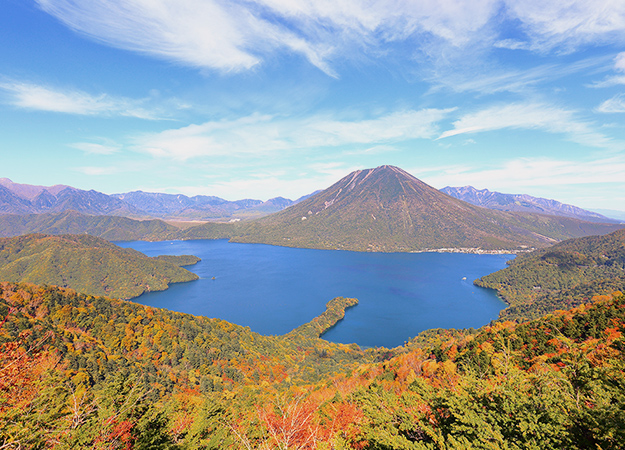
left=0, top=234, right=200, bottom=299
left=476, top=228, right=625, bottom=321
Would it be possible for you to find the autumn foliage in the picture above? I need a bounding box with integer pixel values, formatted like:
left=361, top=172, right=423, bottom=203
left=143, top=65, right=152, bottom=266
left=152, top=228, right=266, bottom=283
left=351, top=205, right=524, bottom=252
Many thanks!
left=1, top=280, right=624, bottom=448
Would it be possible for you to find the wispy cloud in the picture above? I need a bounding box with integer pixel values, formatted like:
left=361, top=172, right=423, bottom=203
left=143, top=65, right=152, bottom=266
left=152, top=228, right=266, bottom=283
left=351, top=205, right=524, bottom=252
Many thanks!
left=493, top=39, right=531, bottom=51
left=36, top=0, right=625, bottom=78
left=428, top=55, right=611, bottom=95
left=0, top=80, right=163, bottom=119
left=37, top=0, right=338, bottom=75
left=70, top=141, right=121, bottom=155
left=36, top=0, right=497, bottom=76
left=597, top=94, right=625, bottom=113
left=133, top=108, right=455, bottom=160
left=438, top=101, right=616, bottom=149
left=418, top=155, right=625, bottom=191
left=504, top=0, right=625, bottom=54
left=590, top=52, right=625, bottom=88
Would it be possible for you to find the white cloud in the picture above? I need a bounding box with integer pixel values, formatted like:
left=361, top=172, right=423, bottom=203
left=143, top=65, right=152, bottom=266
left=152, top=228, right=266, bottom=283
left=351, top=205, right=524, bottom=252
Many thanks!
left=504, top=0, right=625, bottom=53
left=417, top=156, right=625, bottom=199
left=31, top=0, right=503, bottom=78
left=0, top=81, right=161, bottom=118
left=597, top=94, right=625, bottom=113
left=36, top=0, right=625, bottom=78
left=438, top=102, right=616, bottom=149
left=70, top=142, right=121, bottom=155
left=37, top=0, right=337, bottom=75
left=165, top=163, right=360, bottom=200
left=590, top=52, right=625, bottom=88
left=74, top=166, right=121, bottom=176
left=133, top=108, right=454, bottom=160
left=591, top=75, right=625, bottom=88
left=615, top=52, right=625, bottom=71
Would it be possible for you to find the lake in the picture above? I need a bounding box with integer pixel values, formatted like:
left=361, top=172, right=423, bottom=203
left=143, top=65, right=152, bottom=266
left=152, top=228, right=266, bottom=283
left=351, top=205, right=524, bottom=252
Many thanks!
left=118, top=239, right=513, bottom=348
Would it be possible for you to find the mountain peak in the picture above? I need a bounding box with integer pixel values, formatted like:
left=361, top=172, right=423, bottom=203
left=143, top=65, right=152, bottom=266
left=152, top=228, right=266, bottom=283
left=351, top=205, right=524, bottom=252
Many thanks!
left=233, top=165, right=612, bottom=251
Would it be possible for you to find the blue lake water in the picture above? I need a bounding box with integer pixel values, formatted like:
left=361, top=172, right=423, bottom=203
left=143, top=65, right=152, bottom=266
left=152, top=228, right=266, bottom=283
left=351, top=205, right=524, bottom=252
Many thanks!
left=118, top=239, right=513, bottom=348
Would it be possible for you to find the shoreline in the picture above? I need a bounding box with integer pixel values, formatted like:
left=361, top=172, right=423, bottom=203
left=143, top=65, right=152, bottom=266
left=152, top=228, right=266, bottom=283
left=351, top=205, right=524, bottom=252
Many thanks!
left=411, top=247, right=535, bottom=255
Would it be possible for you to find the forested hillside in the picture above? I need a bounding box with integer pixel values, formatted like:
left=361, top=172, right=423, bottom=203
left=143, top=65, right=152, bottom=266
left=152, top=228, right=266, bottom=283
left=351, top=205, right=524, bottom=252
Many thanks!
left=0, top=234, right=200, bottom=299
left=1, top=282, right=623, bottom=448
left=477, top=228, right=625, bottom=321
left=0, top=211, right=184, bottom=241
left=0, top=283, right=377, bottom=448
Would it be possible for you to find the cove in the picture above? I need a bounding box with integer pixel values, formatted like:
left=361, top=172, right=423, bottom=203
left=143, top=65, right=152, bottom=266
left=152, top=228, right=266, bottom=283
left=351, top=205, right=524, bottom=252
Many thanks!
left=118, top=239, right=513, bottom=348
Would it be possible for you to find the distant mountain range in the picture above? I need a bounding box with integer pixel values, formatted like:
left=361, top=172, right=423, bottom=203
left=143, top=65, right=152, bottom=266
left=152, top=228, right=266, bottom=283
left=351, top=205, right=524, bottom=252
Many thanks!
left=2, top=176, right=621, bottom=226
left=0, top=178, right=139, bottom=216
left=591, top=208, right=625, bottom=221
left=1, top=168, right=623, bottom=252
left=0, top=178, right=303, bottom=220
left=111, top=191, right=297, bottom=220
left=228, top=165, right=625, bottom=251
left=441, top=185, right=620, bottom=223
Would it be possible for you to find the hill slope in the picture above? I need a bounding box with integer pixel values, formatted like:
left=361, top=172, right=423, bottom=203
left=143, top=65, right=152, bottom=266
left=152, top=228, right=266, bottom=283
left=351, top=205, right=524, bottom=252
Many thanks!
left=441, top=185, right=618, bottom=223
left=0, top=234, right=200, bottom=298
left=1, top=282, right=623, bottom=448
left=229, top=165, right=623, bottom=252
left=0, top=282, right=374, bottom=448
left=0, top=210, right=184, bottom=241
left=476, top=228, right=625, bottom=320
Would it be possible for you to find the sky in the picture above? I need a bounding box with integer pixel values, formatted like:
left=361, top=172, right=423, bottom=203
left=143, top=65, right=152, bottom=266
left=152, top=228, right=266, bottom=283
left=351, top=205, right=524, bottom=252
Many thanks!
left=1, top=0, right=625, bottom=211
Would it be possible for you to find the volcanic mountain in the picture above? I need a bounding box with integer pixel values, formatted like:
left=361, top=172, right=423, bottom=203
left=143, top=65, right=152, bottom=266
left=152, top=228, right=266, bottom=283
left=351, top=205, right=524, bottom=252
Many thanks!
left=230, top=165, right=624, bottom=251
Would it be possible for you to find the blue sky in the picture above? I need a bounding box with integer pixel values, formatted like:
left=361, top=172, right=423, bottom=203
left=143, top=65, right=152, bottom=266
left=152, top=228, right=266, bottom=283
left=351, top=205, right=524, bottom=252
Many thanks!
left=1, top=0, right=625, bottom=211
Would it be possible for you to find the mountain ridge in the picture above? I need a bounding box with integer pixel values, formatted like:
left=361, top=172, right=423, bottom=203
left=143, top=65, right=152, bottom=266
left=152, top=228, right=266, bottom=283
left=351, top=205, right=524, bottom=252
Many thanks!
left=1, top=167, right=623, bottom=250
left=441, top=185, right=619, bottom=223
left=2, top=174, right=621, bottom=225
left=0, top=178, right=298, bottom=220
